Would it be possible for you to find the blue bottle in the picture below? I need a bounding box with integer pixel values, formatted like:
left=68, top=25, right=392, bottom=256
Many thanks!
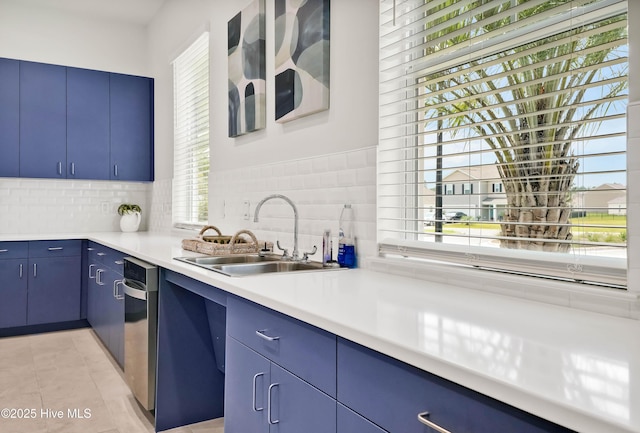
left=337, top=204, right=356, bottom=268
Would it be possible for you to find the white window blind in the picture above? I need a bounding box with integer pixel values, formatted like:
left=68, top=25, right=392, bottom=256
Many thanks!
left=173, top=32, right=210, bottom=226
left=378, top=0, right=628, bottom=286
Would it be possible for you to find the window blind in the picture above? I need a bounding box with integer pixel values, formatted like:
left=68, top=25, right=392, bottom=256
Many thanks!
left=378, top=0, right=628, bottom=286
left=173, top=32, right=210, bottom=226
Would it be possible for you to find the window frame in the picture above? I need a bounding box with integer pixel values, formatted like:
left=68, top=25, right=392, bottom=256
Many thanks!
left=377, top=0, right=629, bottom=288
left=172, top=32, right=210, bottom=227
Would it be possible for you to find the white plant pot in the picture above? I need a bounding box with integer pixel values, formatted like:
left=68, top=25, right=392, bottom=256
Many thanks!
left=120, top=212, right=141, bottom=232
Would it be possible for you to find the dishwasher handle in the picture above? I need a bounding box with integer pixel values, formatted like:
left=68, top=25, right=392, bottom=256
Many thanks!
left=123, top=281, right=148, bottom=301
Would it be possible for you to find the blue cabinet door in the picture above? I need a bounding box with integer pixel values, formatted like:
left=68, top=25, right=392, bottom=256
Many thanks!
left=225, top=337, right=270, bottom=433
left=0, top=58, right=20, bottom=177
left=338, top=404, right=388, bottom=433
left=20, top=61, right=67, bottom=178
left=105, top=267, right=125, bottom=367
left=270, top=363, right=337, bottom=433
left=0, top=259, right=28, bottom=328
left=86, top=255, right=100, bottom=329
left=110, top=73, right=154, bottom=181
left=27, top=256, right=81, bottom=325
left=67, top=67, right=110, bottom=180
left=337, top=338, right=574, bottom=433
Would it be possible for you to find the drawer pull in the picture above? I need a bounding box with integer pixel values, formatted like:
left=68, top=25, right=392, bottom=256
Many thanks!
left=268, top=383, right=280, bottom=425
left=19, top=264, right=23, bottom=279
left=256, top=329, right=280, bottom=342
left=48, top=247, right=64, bottom=251
left=96, top=269, right=105, bottom=285
left=97, top=252, right=107, bottom=256
left=89, top=264, right=96, bottom=279
left=115, top=260, right=124, bottom=265
left=252, top=373, right=264, bottom=412
left=418, top=412, right=453, bottom=433
left=0, top=249, right=8, bottom=253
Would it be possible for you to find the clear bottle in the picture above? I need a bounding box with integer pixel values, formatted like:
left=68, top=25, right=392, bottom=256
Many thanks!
left=337, top=204, right=356, bottom=268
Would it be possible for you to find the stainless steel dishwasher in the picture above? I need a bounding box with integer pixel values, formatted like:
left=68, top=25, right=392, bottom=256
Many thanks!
left=123, top=257, right=158, bottom=412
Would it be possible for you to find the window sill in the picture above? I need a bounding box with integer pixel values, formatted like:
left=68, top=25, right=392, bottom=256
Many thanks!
left=365, top=255, right=640, bottom=320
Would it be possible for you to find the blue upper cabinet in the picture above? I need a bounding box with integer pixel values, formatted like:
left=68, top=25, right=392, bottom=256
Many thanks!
left=0, top=58, right=20, bottom=177
left=19, top=61, right=67, bottom=178
left=67, top=67, right=110, bottom=180
left=110, top=73, right=154, bottom=181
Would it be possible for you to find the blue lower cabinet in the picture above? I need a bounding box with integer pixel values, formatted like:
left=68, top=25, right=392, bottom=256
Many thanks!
left=0, top=258, right=28, bottom=328
left=337, top=338, right=574, bottom=433
left=225, top=337, right=271, bottom=433
left=270, top=362, right=336, bottom=433
left=225, top=336, right=337, bottom=433
left=338, top=404, right=388, bottom=433
left=87, top=245, right=124, bottom=368
left=27, top=256, right=81, bottom=325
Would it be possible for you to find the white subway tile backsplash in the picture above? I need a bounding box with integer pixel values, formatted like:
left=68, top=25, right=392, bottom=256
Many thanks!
left=0, top=178, right=151, bottom=235
left=207, top=146, right=377, bottom=263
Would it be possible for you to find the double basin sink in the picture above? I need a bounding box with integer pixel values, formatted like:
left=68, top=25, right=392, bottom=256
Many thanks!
left=174, top=254, right=333, bottom=277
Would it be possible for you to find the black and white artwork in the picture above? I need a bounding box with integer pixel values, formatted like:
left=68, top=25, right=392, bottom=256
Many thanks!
left=274, top=0, right=330, bottom=122
left=228, top=0, right=266, bottom=137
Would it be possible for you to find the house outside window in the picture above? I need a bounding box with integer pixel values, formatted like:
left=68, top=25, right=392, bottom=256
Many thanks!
left=378, top=0, right=628, bottom=287
left=444, top=184, right=455, bottom=195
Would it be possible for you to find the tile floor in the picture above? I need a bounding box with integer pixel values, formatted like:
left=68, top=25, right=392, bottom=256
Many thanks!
left=0, top=328, right=224, bottom=433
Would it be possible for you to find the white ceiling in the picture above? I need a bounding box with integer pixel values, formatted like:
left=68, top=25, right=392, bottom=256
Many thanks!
left=16, top=0, right=167, bottom=25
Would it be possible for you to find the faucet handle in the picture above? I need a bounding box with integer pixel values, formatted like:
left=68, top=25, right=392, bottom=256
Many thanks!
left=276, top=240, right=290, bottom=260
left=301, top=246, right=317, bottom=262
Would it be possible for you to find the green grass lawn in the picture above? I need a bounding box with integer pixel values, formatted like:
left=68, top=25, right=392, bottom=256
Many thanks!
left=424, top=213, right=627, bottom=243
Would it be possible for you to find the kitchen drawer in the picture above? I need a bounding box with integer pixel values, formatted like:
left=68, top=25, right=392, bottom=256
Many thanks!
left=227, top=296, right=337, bottom=397
left=95, top=245, right=126, bottom=273
left=337, top=338, right=574, bottom=433
left=338, top=404, right=388, bottom=433
left=29, top=240, right=82, bottom=257
left=0, top=241, right=29, bottom=259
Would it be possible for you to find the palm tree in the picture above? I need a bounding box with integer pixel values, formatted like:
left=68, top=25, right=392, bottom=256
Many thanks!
left=425, top=1, right=628, bottom=252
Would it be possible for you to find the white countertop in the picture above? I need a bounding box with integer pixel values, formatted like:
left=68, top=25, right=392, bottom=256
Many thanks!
left=6, top=232, right=640, bottom=432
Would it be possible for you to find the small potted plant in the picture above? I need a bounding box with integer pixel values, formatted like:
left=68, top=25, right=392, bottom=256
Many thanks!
left=117, top=203, right=142, bottom=232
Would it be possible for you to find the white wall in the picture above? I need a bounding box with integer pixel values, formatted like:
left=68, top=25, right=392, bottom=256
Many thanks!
left=148, top=0, right=378, bottom=179
left=0, top=0, right=148, bottom=75
left=147, top=0, right=379, bottom=261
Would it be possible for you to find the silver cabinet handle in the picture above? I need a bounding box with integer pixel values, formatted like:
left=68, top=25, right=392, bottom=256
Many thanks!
left=89, top=264, right=96, bottom=279
left=19, top=264, right=23, bottom=279
left=267, top=383, right=279, bottom=425
left=252, top=373, right=264, bottom=412
left=48, top=247, right=64, bottom=251
left=33, top=263, right=37, bottom=277
left=0, top=249, right=8, bottom=253
left=70, top=162, right=75, bottom=176
left=57, top=161, right=63, bottom=176
left=417, top=412, right=453, bottom=433
left=115, top=260, right=124, bottom=265
left=114, top=280, right=125, bottom=300
left=256, top=329, right=280, bottom=342
left=114, top=164, right=118, bottom=177
left=96, top=269, right=104, bottom=285
left=97, top=252, right=107, bottom=257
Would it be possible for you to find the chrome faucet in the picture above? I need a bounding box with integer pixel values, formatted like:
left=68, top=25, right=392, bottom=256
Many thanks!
left=254, top=194, right=300, bottom=261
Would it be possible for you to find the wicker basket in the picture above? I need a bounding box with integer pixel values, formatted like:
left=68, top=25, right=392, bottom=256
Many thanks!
left=182, top=226, right=273, bottom=256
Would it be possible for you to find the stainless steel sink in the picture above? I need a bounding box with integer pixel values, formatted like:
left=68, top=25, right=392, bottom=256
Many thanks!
left=176, top=254, right=281, bottom=266
left=174, top=254, right=339, bottom=277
